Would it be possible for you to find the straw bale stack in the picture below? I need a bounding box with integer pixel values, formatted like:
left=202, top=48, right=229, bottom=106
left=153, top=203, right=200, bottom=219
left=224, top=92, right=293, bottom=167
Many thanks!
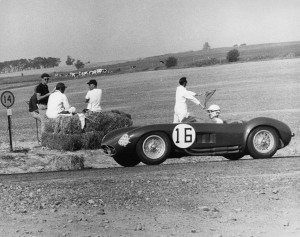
left=42, top=110, right=132, bottom=151
left=50, top=154, right=84, bottom=171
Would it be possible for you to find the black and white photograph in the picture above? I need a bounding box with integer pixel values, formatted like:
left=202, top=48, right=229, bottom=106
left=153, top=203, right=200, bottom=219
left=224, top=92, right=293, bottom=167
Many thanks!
left=0, top=0, right=299, bottom=236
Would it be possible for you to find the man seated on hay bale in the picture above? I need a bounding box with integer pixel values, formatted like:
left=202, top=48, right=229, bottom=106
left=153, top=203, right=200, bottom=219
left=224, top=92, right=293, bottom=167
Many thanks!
left=42, top=83, right=133, bottom=151
left=46, top=82, right=76, bottom=119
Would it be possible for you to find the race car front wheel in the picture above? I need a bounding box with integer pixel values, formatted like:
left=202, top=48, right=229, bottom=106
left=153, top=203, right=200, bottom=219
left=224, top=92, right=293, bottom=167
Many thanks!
left=113, top=155, right=140, bottom=167
left=247, top=126, right=279, bottom=159
left=136, top=132, right=171, bottom=165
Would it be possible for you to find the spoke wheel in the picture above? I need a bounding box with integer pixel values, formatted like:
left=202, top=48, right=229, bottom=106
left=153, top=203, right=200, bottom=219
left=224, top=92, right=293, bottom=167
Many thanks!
left=253, top=130, right=275, bottom=153
left=136, top=132, right=171, bottom=165
left=247, top=127, right=279, bottom=159
left=142, top=135, right=166, bottom=159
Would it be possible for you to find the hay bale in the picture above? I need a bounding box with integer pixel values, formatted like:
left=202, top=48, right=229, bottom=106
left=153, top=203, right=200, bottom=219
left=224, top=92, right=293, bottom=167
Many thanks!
left=111, top=109, right=132, bottom=119
left=81, top=131, right=104, bottom=150
left=51, top=154, right=84, bottom=171
left=42, top=110, right=132, bottom=151
left=44, top=115, right=82, bottom=134
left=85, top=111, right=133, bottom=134
left=41, top=133, right=82, bottom=151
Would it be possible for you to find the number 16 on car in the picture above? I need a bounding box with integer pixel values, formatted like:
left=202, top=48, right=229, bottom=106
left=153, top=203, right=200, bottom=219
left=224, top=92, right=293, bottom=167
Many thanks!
left=172, top=124, right=196, bottom=149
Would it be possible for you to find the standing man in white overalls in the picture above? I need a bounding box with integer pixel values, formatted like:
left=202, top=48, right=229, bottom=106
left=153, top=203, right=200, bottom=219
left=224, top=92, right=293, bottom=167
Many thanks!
left=173, top=77, right=205, bottom=123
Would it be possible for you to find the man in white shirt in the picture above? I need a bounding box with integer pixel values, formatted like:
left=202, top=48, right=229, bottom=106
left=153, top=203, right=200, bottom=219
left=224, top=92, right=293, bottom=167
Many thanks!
left=85, top=79, right=102, bottom=112
left=173, top=77, right=205, bottom=123
left=46, top=82, right=76, bottom=119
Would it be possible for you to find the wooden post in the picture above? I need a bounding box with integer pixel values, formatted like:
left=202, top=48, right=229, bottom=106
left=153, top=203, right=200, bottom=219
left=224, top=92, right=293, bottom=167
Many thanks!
left=7, top=113, right=13, bottom=151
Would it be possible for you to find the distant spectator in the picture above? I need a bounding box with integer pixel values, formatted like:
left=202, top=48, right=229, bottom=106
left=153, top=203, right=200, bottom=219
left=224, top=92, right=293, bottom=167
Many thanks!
left=46, top=82, right=76, bottom=119
left=84, top=79, right=102, bottom=112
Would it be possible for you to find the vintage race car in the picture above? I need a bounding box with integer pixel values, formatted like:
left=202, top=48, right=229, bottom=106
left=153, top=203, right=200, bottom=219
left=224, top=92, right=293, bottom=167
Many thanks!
left=101, top=117, right=294, bottom=167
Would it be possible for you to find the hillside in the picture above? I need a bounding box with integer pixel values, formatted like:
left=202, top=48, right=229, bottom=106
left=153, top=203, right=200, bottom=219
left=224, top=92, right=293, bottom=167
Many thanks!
left=107, top=41, right=300, bottom=73
left=1, top=41, right=300, bottom=82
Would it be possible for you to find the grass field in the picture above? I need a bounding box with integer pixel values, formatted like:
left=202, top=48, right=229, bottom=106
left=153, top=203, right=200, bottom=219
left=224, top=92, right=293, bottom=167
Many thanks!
left=0, top=58, right=299, bottom=154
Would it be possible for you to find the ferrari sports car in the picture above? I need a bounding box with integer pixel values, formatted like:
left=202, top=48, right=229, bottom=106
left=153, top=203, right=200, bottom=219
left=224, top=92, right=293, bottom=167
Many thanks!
left=101, top=117, right=294, bottom=167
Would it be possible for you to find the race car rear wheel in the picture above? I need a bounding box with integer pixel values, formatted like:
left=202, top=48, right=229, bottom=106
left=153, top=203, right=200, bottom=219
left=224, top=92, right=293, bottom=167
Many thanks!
left=113, top=155, right=140, bottom=167
left=247, top=126, right=279, bottom=159
left=136, top=132, right=171, bottom=165
left=223, top=153, right=244, bottom=160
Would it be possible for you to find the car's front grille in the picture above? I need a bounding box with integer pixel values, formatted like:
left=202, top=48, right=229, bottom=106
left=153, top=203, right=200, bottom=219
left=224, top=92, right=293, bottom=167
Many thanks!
left=101, top=145, right=116, bottom=156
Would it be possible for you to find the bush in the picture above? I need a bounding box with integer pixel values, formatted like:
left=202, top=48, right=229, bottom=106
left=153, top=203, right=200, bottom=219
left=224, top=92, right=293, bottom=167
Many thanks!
left=165, top=57, right=178, bottom=68
left=202, top=42, right=211, bottom=50
left=66, top=56, right=75, bottom=65
left=74, top=60, right=85, bottom=70
left=227, top=49, right=240, bottom=62
left=42, top=110, right=132, bottom=151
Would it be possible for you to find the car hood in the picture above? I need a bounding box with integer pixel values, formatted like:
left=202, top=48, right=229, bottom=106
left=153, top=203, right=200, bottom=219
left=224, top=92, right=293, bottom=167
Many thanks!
left=102, top=126, right=139, bottom=143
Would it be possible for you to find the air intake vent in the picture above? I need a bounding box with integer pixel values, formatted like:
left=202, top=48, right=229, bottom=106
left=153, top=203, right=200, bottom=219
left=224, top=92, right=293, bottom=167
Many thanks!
left=196, top=133, right=216, bottom=143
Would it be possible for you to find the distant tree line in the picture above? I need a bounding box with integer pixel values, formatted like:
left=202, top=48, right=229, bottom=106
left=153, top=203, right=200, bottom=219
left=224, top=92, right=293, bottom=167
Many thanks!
left=0, top=57, right=61, bottom=73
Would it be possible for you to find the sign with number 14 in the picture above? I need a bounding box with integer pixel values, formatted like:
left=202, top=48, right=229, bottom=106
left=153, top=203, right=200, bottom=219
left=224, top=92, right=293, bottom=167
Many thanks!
left=1, top=91, right=15, bottom=108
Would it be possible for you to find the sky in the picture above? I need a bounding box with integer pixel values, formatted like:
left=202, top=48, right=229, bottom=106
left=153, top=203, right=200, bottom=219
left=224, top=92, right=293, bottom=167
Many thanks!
left=1, top=0, right=300, bottom=64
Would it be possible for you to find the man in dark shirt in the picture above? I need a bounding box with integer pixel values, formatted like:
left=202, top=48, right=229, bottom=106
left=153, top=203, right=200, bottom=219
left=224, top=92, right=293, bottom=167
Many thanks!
left=36, top=73, right=51, bottom=106
left=36, top=73, right=54, bottom=132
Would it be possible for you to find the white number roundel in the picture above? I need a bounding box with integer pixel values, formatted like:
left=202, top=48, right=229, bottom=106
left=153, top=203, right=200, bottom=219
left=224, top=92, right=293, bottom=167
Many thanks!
left=172, top=124, right=196, bottom=148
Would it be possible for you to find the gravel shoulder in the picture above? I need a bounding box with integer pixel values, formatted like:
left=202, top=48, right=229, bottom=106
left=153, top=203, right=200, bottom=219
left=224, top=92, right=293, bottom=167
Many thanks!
left=0, top=139, right=300, bottom=237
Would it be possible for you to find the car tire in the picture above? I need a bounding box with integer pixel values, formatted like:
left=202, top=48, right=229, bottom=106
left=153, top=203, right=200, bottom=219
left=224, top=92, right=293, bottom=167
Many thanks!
left=113, top=155, right=140, bottom=167
left=223, top=153, right=244, bottom=160
left=136, top=132, right=171, bottom=165
left=247, top=126, right=279, bottom=159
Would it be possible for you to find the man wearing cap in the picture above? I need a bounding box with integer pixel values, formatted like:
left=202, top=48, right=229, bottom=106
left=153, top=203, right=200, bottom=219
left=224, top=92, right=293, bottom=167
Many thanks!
left=173, top=77, right=205, bottom=123
left=36, top=73, right=55, bottom=132
left=46, top=82, right=76, bottom=119
left=85, top=79, right=102, bottom=112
